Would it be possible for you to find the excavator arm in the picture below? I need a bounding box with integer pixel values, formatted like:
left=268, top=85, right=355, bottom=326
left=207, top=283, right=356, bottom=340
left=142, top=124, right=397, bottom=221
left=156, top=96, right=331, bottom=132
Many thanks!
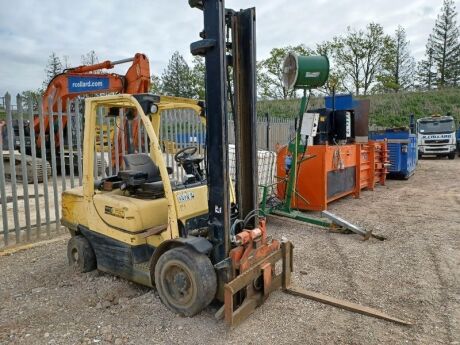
left=35, top=53, right=150, bottom=148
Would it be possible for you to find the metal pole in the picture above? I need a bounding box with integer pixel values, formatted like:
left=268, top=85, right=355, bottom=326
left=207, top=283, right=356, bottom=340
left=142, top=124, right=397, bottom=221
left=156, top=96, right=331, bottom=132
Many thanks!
left=0, top=129, right=9, bottom=246
left=120, top=110, right=126, bottom=169
left=28, top=98, right=41, bottom=236
left=57, top=99, right=66, bottom=191
left=266, top=112, right=270, bottom=150
left=114, top=117, right=120, bottom=174
left=47, top=98, right=60, bottom=232
left=17, top=95, right=31, bottom=241
left=38, top=98, right=51, bottom=236
left=111, top=57, right=135, bottom=65
left=66, top=100, right=75, bottom=188
left=75, top=99, right=83, bottom=186
left=5, top=93, right=21, bottom=241
left=106, top=117, right=113, bottom=176
left=98, top=107, right=105, bottom=177
left=283, top=91, right=307, bottom=212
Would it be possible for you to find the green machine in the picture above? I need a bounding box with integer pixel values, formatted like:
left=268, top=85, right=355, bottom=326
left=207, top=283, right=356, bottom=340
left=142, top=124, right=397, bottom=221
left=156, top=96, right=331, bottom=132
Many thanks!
left=260, top=53, right=374, bottom=239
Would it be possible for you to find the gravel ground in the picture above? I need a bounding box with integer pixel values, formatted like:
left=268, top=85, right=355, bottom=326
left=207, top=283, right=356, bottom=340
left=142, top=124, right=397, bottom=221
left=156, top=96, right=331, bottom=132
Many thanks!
left=0, top=158, right=459, bottom=345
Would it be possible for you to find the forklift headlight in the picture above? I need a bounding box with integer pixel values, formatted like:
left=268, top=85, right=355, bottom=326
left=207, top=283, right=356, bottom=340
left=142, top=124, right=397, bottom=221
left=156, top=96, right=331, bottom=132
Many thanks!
left=150, top=104, right=158, bottom=114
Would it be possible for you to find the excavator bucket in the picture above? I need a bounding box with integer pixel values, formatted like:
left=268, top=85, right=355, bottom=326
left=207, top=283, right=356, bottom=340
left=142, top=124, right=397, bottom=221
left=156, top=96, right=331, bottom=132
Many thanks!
left=223, top=221, right=294, bottom=327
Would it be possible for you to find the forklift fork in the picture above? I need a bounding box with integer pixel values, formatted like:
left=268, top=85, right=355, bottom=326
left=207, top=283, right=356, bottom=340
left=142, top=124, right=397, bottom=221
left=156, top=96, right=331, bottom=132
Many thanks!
left=224, top=240, right=293, bottom=327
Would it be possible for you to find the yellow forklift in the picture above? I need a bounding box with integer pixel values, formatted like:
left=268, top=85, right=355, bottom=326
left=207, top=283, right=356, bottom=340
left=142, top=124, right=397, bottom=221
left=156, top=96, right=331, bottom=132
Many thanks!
left=62, top=0, right=409, bottom=327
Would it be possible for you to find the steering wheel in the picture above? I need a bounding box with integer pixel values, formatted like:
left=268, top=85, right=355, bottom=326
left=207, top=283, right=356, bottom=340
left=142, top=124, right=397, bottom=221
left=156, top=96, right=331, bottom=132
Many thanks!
left=174, top=146, right=198, bottom=163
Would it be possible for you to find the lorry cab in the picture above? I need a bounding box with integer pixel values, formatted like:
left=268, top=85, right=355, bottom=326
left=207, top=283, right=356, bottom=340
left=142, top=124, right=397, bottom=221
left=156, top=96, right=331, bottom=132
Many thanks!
left=416, top=115, right=456, bottom=159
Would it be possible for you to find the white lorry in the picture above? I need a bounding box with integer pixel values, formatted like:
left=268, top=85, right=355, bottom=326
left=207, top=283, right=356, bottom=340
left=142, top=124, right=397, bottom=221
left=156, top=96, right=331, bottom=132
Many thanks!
left=417, top=115, right=457, bottom=160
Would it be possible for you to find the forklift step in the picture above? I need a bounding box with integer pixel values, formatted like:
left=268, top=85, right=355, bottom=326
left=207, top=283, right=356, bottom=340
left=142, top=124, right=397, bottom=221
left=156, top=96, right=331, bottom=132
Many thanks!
left=132, top=261, right=152, bottom=286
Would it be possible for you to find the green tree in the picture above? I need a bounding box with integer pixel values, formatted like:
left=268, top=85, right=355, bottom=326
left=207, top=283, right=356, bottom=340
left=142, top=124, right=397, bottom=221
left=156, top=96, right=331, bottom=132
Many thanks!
left=20, top=89, right=43, bottom=110
left=191, top=56, right=205, bottom=99
left=378, top=26, right=415, bottom=92
left=150, top=74, right=163, bottom=94
left=334, top=30, right=365, bottom=95
left=81, top=50, right=99, bottom=66
left=431, top=0, right=460, bottom=87
left=335, top=23, right=392, bottom=95
left=315, top=41, right=347, bottom=94
left=257, top=44, right=313, bottom=99
left=43, top=52, right=63, bottom=88
left=161, top=51, right=195, bottom=98
left=361, top=23, right=394, bottom=95
left=417, top=36, right=437, bottom=90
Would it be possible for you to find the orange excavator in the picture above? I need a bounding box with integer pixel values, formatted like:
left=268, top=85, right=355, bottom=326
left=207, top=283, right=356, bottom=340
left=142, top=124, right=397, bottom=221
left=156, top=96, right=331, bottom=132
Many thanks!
left=29, top=52, right=150, bottom=171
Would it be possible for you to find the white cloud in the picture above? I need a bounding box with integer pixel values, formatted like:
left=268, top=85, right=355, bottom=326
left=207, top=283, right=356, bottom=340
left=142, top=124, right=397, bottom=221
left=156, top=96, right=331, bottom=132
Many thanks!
left=0, top=0, right=453, bottom=97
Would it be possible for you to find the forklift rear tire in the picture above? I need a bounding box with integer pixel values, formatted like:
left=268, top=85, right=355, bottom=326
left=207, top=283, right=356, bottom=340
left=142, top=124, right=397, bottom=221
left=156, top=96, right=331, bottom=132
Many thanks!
left=154, top=246, right=216, bottom=317
left=67, top=235, right=97, bottom=273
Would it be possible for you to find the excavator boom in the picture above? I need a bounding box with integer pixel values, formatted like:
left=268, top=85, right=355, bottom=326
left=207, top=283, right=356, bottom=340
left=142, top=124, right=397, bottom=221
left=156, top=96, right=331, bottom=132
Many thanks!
left=32, top=53, right=150, bottom=155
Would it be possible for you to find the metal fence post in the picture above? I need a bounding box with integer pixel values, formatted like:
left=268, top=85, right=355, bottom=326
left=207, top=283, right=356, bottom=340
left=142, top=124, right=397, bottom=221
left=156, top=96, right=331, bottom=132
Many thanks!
left=5, top=93, right=20, bottom=242
left=57, top=98, right=67, bottom=192
left=75, top=99, right=83, bottom=186
left=47, top=97, right=60, bottom=232
left=38, top=98, right=51, bottom=236
left=66, top=100, right=75, bottom=188
left=0, top=128, right=9, bottom=246
left=28, top=97, right=41, bottom=237
left=17, top=94, right=32, bottom=241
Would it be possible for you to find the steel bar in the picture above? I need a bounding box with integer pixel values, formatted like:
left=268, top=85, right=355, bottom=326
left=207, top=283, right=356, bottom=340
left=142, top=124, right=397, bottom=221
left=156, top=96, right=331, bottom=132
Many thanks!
left=0, top=135, right=9, bottom=246
left=143, top=120, right=148, bottom=153
left=111, top=57, right=135, bottom=65
left=120, top=110, right=126, bottom=169
left=75, top=99, right=83, bottom=186
left=137, top=116, right=142, bottom=153
left=114, top=117, right=119, bottom=174
left=17, top=95, right=31, bottom=241
left=321, top=210, right=370, bottom=238
left=106, top=117, right=113, bottom=176
left=98, top=107, right=105, bottom=177
left=5, top=93, right=20, bottom=241
left=48, top=98, right=60, bottom=231
left=57, top=99, right=66, bottom=191
left=28, top=98, right=41, bottom=236
left=38, top=98, right=51, bottom=236
left=285, top=286, right=411, bottom=326
left=66, top=101, right=75, bottom=188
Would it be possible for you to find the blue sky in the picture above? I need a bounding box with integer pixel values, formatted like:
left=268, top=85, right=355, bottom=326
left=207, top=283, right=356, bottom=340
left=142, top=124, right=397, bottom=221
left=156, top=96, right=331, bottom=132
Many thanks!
left=0, top=0, right=450, bottom=97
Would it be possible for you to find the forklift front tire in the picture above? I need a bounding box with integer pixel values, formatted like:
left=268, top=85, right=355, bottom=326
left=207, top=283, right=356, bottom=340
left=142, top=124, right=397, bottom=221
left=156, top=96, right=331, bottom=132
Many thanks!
left=67, top=235, right=97, bottom=273
left=154, top=246, right=216, bottom=317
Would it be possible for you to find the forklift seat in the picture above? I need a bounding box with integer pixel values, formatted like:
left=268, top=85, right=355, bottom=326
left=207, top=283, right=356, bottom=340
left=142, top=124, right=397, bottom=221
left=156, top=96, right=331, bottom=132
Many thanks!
left=123, top=153, right=161, bottom=183
left=120, top=153, right=163, bottom=197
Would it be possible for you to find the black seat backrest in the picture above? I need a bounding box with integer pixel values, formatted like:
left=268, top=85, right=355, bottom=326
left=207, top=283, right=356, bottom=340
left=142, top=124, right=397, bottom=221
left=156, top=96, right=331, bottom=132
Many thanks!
left=123, top=153, right=161, bottom=183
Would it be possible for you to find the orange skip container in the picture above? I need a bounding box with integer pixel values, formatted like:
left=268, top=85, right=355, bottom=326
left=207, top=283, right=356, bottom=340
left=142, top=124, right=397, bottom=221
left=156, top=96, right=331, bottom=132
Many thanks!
left=276, top=142, right=388, bottom=211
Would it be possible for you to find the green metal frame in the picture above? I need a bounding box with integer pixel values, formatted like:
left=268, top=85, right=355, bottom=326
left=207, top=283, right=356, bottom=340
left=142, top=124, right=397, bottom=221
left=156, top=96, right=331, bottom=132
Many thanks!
left=259, top=90, right=333, bottom=229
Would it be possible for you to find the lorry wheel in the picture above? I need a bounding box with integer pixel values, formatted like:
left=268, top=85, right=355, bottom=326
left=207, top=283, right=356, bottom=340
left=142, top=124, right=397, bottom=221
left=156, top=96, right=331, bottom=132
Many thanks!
left=154, top=246, right=216, bottom=317
left=418, top=152, right=422, bottom=159
left=67, top=235, right=97, bottom=273
left=448, top=152, right=456, bottom=160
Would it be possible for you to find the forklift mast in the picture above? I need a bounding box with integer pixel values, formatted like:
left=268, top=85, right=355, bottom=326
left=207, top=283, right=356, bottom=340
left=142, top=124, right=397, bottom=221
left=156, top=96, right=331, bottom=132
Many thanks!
left=190, top=0, right=258, bottom=263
